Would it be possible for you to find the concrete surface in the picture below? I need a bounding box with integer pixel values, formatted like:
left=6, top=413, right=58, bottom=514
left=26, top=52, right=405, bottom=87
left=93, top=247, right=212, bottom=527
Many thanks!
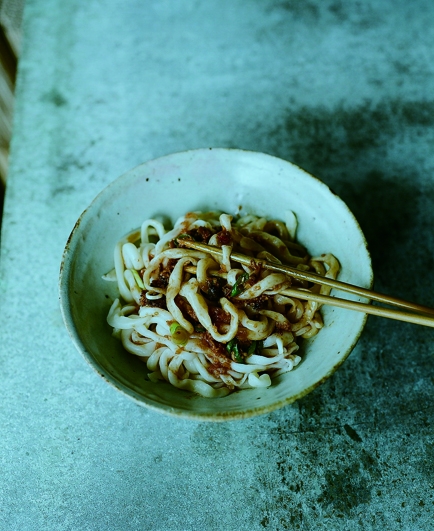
left=1, top=0, right=434, bottom=529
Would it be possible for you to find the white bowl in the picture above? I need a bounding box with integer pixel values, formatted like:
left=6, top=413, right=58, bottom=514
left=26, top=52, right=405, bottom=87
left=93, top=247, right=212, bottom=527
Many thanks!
left=59, top=148, right=373, bottom=421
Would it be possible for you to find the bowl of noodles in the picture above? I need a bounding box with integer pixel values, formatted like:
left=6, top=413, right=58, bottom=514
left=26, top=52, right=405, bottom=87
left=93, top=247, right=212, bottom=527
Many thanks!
left=59, top=148, right=372, bottom=421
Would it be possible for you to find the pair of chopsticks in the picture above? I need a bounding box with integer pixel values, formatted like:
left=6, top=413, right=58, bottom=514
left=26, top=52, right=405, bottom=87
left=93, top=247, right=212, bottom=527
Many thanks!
left=181, top=240, right=434, bottom=328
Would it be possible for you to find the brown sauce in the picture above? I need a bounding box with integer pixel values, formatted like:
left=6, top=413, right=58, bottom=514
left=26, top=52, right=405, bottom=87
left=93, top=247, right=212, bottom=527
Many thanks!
left=199, top=332, right=232, bottom=375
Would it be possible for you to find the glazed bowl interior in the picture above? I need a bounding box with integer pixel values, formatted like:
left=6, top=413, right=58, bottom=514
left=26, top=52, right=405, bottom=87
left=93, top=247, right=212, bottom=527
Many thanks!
left=59, top=148, right=372, bottom=421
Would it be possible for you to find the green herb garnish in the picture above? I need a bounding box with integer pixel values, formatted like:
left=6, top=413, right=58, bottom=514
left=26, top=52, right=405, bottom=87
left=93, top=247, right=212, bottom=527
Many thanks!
left=230, top=272, right=249, bottom=297
left=247, top=341, right=257, bottom=356
left=131, top=269, right=145, bottom=289
left=247, top=340, right=263, bottom=357
left=226, top=338, right=244, bottom=363
left=170, top=322, right=189, bottom=346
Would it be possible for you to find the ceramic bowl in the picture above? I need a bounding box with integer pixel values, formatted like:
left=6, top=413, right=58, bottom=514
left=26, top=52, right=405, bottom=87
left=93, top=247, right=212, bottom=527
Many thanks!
left=59, top=148, right=372, bottom=421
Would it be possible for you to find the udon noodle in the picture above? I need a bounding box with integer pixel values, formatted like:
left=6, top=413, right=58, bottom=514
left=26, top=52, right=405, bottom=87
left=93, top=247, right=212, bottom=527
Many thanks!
left=104, top=211, right=340, bottom=398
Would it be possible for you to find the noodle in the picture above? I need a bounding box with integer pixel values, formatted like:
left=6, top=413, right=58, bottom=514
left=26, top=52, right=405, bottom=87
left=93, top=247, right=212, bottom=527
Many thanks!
left=104, top=211, right=340, bottom=398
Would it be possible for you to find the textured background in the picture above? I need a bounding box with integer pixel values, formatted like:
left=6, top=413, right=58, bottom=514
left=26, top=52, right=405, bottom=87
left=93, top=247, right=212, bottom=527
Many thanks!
left=1, top=1, right=434, bottom=529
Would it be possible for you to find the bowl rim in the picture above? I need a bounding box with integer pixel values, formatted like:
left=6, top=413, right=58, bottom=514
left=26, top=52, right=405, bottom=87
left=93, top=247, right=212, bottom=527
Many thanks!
left=59, top=147, right=373, bottom=421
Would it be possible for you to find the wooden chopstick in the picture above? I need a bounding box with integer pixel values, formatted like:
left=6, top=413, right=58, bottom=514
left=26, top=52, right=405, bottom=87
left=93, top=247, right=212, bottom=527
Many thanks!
left=180, top=240, right=434, bottom=327
left=279, top=288, right=434, bottom=328
left=185, top=265, right=434, bottom=328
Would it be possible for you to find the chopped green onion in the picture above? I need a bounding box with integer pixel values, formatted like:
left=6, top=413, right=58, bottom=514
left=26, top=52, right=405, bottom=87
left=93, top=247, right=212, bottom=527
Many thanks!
left=131, top=269, right=145, bottom=289
left=194, top=323, right=206, bottom=333
left=170, top=322, right=189, bottom=346
left=230, top=272, right=249, bottom=297
left=247, top=341, right=257, bottom=356
left=247, top=340, right=263, bottom=357
left=226, top=338, right=244, bottom=363
left=226, top=338, right=236, bottom=351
